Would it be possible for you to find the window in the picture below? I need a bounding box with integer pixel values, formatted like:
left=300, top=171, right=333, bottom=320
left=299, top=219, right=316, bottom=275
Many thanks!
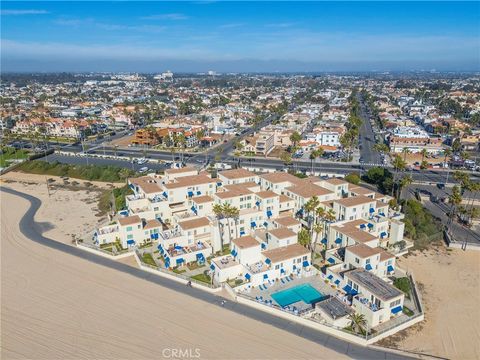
left=366, top=259, right=370, bottom=264
left=355, top=258, right=360, bottom=264
left=126, top=226, right=132, bottom=232
left=127, top=234, right=133, bottom=239
left=275, top=265, right=280, bottom=270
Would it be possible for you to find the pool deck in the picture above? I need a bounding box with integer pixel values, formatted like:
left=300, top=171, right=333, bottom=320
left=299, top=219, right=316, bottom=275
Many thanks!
left=240, top=273, right=340, bottom=313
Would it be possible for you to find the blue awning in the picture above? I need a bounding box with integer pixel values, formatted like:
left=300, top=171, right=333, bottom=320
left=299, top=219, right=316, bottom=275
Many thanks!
left=263, top=222, right=268, bottom=227
left=366, top=263, right=373, bottom=271
left=174, top=245, right=183, bottom=250
left=321, top=238, right=327, bottom=244
left=327, top=257, right=335, bottom=264
left=266, top=210, right=272, bottom=218
left=265, top=258, right=271, bottom=264
left=196, top=253, right=204, bottom=260
left=127, top=239, right=135, bottom=245
left=328, top=274, right=333, bottom=280
left=334, top=279, right=340, bottom=285
left=263, top=274, right=268, bottom=279
left=335, top=238, right=342, bottom=244
left=381, top=232, right=387, bottom=238
left=162, top=191, right=168, bottom=198
left=240, top=231, right=245, bottom=236
left=176, top=258, right=184, bottom=265
left=245, top=273, right=251, bottom=280
left=360, top=224, right=366, bottom=229
left=280, top=268, right=285, bottom=274
left=387, top=265, right=394, bottom=272
left=293, top=265, right=297, bottom=270
left=261, top=243, right=266, bottom=249
left=217, top=182, right=222, bottom=186
left=251, top=221, right=257, bottom=228
left=187, top=191, right=194, bottom=197
left=191, top=206, right=196, bottom=212
left=298, top=208, right=304, bottom=215
left=196, top=191, right=201, bottom=195
left=210, top=263, right=215, bottom=270
left=368, top=223, right=374, bottom=228
left=231, top=249, right=237, bottom=257
left=255, top=201, right=260, bottom=206
left=391, top=306, right=403, bottom=314
left=165, top=262, right=169, bottom=268
left=379, top=212, right=385, bottom=216
left=343, top=285, right=358, bottom=295
left=303, top=260, right=310, bottom=267
left=369, top=208, right=375, bottom=213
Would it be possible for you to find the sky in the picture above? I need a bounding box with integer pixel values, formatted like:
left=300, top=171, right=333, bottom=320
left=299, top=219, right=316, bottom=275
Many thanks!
left=1, top=1, right=479, bottom=72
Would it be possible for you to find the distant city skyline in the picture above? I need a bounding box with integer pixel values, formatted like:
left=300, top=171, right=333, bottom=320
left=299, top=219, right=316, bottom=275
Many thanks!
left=1, top=1, right=479, bottom=72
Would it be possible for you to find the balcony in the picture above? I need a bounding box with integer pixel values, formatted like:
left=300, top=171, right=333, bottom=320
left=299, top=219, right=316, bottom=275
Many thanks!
left=353, top=295, right=383, bottom=313
left=97, top=224, right=119, bottom=235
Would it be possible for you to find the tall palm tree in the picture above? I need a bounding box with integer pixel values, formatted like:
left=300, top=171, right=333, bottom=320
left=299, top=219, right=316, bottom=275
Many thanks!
left=304, top=196, right=320, bottom=237
left=213, top=203, right=226, bottom=250
left=311, top=223, right=323, bottom=261
left=448, top=185, right=462, bottom=224
left=398, top=174, right=413, bottom=201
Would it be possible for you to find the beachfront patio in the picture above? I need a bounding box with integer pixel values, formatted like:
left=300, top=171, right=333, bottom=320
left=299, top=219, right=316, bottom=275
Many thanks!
left=240, top=273, right=339, bottom=313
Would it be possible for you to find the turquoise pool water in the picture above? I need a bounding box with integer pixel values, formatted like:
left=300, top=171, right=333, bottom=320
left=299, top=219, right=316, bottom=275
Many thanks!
left=271, top=284, right=323, bottom=307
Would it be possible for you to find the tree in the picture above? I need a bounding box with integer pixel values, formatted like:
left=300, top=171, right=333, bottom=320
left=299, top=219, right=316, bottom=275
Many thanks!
left=348, top=313, right=367, bottom=335
left=304, top=196, right=320, bottom=239
left=289, top=131, right=301, bottom=148
left=280, top=151, right=292, bottom=166
left=448, top=185, right=462, bottom=220
left=224, top=203, right=240, bottom=240
left=297, top=228, right=311, bottom=249
left=420, top=160, right=428, bottom=170
left=421, top=149, right=428, bottom=164
left=398, top=174, right=413, bottom=200
left=344, top=172, right=361, bottom=185
left=213, top=204, right=226, bottom=250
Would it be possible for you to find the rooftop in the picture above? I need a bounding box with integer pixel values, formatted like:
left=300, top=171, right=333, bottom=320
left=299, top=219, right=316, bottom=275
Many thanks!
left=346, top=243, right=383, bottom=258
left=178, top=216, right=210, bottom=230
left=165, top=166, right=197, bottom=175
left=335, top=195, right=374, bottom=207
left=262, top=243, right=308, bottom=263
left=219, top=168, right=256, bottom=180
left=346, top=269, right=403, bottom=301
left=274, top=216, right=300, bottom=227
left=232, top=235, right=260, bottom=249
left=118, top=215, right=142, bottom=226
left=192, top=195, right=213, bottom=204
left=268, top=227, right=297, bottom=239
left=316, top=296, right=354, bottom=320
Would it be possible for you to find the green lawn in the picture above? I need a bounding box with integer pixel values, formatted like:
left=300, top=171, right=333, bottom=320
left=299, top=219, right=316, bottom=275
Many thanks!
left=191, top=272, right=211, bottom=284
left=142, top=253, right=157, bottom=267
left=0, top=147, right=29, bottom=167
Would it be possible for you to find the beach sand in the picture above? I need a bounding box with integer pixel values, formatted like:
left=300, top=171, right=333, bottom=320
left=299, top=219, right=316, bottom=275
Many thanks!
left=380, top=246, right=480, bottom=360
left=0, top=187, right=349, bottom=359
left=0, top=172, right=117, bottom=244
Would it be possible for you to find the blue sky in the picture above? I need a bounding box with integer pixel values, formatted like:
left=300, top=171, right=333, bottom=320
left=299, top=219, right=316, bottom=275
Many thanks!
left=2, top=1, right=479, bottom=72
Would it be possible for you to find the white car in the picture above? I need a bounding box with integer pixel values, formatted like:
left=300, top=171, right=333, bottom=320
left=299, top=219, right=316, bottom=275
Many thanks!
left=137, top=158, right=148, bottom=165
left=139, top=166, right=149, bottom=173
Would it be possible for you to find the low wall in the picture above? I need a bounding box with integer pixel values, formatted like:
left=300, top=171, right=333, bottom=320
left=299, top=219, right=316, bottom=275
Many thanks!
left=444, top=230, right=480, bottom=251
left=77, top=243, right=134, bottom=259
left=133, top=252, right=221, bottom=294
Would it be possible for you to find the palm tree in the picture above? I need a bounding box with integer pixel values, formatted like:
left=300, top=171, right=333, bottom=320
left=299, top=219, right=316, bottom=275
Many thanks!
left=304, top=196, right=320, bottom=237
left=448, top=185, right=462, bottom=223
left=225, top=204, right=240, bottom=239
left=213, top=203, right=226, bottom=250
left=398, top=174, right=413, bottom=201
left=401, top=148, right=410, bottom=163
left=421, top=148, right=428, bottom=164
left=392, top=154, right=406, bottom=197
left=348, top=313, right=367, bottom=335
left=311, top=223, right=324, bottom=261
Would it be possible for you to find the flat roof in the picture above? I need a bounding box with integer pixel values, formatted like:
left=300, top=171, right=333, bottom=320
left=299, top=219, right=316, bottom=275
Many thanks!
left=232, top=235, right=260, bottom=249
left=335, top=195, right=374, bottom=207
left=255, top=190, right=278, bottom=199
left=192, top=195, right=213, bottom=204
left=268, top=227, right=296, bottom=239
left=324, top=178, right=349, bottom=186
left=219, top=168, right=256, bottom=180
left=178, top=217, right=210, bottom=230
left=274, top=216, right=300, bottom=227
left=286, top=183, right=333, bottom=199
left=118, top=215, right=142, bottom=226
left=165, top=166, right=197, bottom=175
left=316, top=297, right=354, bottom=319
left=346, top=243, right=383, bottom=258
left=262, top=243, right=308, bottom=263
left=260, top=172, right=303, bottom=185
left=346, top=269, right=403, bottom=301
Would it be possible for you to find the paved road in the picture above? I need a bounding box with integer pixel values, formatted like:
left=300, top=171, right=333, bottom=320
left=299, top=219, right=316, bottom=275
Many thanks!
left=405, top=185, right=480, bottom=244
left=1, top=186, right=413, bottom=360
left=357, top=94, right=383, bottom=165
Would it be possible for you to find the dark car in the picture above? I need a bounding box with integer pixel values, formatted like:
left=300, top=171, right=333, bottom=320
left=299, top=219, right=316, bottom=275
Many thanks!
left=437, top=183, right=445, bottom=190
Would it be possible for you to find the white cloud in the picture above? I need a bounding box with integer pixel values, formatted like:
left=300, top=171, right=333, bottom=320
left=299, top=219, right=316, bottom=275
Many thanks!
left=141, top=13, right=189, bottom=20
left=1, top=9, right=49, bottom=15
left=54, top=18, right=166, bottom=33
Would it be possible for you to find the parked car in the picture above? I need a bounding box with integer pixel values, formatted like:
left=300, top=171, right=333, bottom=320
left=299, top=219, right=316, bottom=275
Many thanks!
left=139, top=167, right=149, bottom=173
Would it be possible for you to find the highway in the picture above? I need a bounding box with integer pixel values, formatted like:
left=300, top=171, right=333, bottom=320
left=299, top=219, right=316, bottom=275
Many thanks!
left=0, top=186, right=412, bottom=360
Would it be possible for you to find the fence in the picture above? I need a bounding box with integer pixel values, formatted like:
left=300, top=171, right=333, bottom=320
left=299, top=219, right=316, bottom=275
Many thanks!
left=77, top=242, right=133, bottom=259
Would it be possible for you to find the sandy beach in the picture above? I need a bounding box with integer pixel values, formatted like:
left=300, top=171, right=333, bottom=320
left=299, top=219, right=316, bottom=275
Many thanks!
left=381, top=246, right=480, bottom=360
left=1, top=184, right=350, bottom=359
left=0, top=172, right=118, bottom=244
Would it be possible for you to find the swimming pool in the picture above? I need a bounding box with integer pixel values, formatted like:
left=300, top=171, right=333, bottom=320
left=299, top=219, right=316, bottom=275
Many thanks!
left=271, top=284, right=323, bottom=307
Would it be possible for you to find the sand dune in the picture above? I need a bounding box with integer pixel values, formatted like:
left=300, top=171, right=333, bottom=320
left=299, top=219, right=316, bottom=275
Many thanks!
left=1, top=190, right=352, bottom=360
